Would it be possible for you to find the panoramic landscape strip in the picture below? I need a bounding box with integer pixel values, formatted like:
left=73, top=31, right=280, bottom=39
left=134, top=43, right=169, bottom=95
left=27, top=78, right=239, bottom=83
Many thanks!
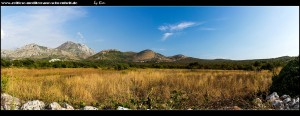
left=1, top=6, right=299, bottom=110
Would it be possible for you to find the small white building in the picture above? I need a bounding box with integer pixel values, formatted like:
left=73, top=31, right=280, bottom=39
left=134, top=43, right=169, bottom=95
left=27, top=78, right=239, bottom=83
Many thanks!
left=49, top=59, right=61, bottom=63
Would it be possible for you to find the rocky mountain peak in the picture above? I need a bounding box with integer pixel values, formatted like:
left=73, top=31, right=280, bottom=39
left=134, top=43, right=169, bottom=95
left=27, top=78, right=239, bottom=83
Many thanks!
left=132, top=49, right=171, bottom=62
left=59, top=41, right=77, bottom=47
left=56, top=41, right=95, bottom=59
left=65, top=41, right=75, bottom=44
left=1, top=41, right=95, bottom=60
left=169, top=54, right=187, bottom=61
left=25, top=43, right=39, bottom=47
left=173, top=54, right=186, bottom=57
left=19, top=43, right=49, bottom=51
left=140, top=49, right=154, bottom=53
left=21, top=43, right=38, bottom=48
left=99, top=49, right=120, bottom=53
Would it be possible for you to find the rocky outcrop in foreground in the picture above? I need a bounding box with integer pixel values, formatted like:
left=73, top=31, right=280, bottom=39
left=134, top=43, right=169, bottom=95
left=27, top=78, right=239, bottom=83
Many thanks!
left=1, top=93, right=128, bottom=110
left=250, top=92, right=299, bottom=110
left=21, top=100, right=45, bottom=110
left=1, top=93, right=299, bottom=110
left=265, top=92, right=299, bottom=110
left=1, top=93, right=21, bottom=110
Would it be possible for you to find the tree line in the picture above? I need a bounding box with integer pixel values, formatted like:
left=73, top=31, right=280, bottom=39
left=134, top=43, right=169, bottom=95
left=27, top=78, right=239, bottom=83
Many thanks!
left=1, top=58, right=291, bottom=71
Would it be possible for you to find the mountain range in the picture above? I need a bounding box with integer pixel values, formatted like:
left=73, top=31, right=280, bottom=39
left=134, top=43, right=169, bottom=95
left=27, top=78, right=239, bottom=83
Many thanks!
left=1, top=41, right=95, bottom=60
left=87, top=49, right=188, bottom=62
left=1, top=41, right=192, bottom=62
left=1, top=41, right=296, bottom=63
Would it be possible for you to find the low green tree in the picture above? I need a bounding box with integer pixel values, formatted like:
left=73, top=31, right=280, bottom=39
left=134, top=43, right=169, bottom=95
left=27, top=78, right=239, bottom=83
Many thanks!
left=269, top=57, right=299, bottom=97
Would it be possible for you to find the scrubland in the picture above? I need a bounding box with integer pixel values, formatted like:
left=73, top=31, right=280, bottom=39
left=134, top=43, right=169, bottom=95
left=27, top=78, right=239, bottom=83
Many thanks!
left=1, top=68, right=277, bottom=109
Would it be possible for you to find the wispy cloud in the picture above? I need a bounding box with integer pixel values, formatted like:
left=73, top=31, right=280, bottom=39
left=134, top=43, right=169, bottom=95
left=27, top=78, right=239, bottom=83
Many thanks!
left=170, top=22, right=196, bottom=31
left=162, top=32, right=174, bottom=41
left=77, top=32, right=84, bottom=39
left=1, top=7, right=86, bottom=49
left=159, top=22, right=198, bottom=32
left=77, top=32, right=86, bottom=43
left=158, top=26, right=169, bottom=31
left=158, top=21, right=201, bottom=41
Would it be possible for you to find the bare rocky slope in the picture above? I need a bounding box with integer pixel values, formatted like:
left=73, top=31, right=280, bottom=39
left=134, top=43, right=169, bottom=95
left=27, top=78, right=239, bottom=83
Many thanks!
left=87, top=49, right=189, bottom=63
left=56, top=41, right=95, bottom=59
left=133, top=49, right=172, bottom=62
left=1, top=41, right=95, bottom=60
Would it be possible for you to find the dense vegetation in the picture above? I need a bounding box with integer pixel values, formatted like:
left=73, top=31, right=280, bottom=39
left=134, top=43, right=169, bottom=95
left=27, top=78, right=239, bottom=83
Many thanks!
left=1, top=56, right=297, bottom=110
left=1, top=68, right=273, bottom=109
left=269, top=57, right=299, bottom=97
left=1, top=56, right=294, bottom=71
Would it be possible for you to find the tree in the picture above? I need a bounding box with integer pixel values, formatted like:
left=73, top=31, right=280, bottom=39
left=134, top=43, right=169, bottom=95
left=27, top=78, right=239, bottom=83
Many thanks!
left=187, top=62, right=200, bottom=69
left=253, top=61, right=262, bottom=72
left=114, top=63, right=129, bottom=70
left=12, top=60, right=23, bottom=67
left=52, top=61, right=62, bottom=68
left=1, top=59, right=11, bottom=67
left=269, top=57, right=299, bottom=97
left=22, top=59, right=35, bottom=67
left=264, top=62, right=276, bottom=75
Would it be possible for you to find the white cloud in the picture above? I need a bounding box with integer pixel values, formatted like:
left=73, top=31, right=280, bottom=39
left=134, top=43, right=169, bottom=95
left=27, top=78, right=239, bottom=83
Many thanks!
left=158, top=26, right=168, bottom=31
left=162, top=32, right=173, bottom=41
left=1, top=7, right=86, bottom=49
left=159, top=22, right=198, bottom=32
left=158, top=21, right=201, bottom=41
left=77, top=32, right=86, bottom=44
left=170, top=22, right=196, bottom=31
left=77, top=32, right=84, bottom=39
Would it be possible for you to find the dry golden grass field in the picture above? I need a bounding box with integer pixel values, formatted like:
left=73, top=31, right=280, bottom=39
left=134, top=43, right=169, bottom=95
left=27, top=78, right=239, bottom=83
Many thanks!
left=1, top=68, right=279, bottom=109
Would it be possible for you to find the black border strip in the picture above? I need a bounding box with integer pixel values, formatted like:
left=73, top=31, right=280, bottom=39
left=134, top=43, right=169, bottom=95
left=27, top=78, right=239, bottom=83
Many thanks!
left=1, top=110, right=298, bottom=115
left=0, top=0, right=299, bottom=6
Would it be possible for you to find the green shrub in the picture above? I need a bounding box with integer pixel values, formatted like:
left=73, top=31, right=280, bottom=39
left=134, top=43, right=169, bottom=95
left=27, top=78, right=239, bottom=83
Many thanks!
left=269, top=57, right=299, bottom=97
left=1, top=75, right=10, bottom=93
left=114, top=63, right=129, bottom=70
left=79, top=101, right=86, bottom=108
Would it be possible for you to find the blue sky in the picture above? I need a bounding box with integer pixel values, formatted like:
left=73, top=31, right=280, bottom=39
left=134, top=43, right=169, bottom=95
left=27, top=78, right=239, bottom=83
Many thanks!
left=1, top=6, right=299, bottom=60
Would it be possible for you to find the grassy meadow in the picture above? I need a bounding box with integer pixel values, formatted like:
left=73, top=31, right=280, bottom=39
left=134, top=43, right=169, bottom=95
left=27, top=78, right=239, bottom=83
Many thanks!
left=1, top=68, right=278, bottom=109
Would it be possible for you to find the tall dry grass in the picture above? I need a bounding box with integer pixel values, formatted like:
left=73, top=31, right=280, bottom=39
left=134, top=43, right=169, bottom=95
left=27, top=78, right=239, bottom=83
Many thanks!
left=1, top=68, right=274, bottom=109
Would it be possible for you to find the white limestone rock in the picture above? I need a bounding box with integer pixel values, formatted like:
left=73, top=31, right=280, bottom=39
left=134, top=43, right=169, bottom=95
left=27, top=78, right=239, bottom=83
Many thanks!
left=21, top=100, right=45, bottom=110
left=1, top=93, right=21, bottom=110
